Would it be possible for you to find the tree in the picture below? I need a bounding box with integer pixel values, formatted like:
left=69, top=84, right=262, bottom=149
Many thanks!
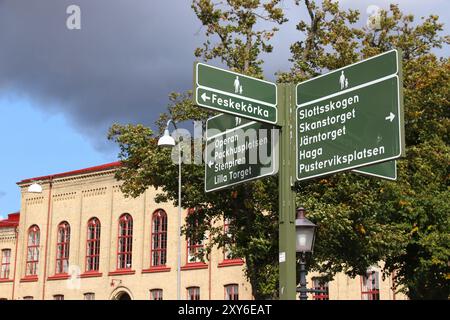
left=280, top=1, right=449, bottom=299
left=109, top=1, right=287, bottom=299
left=108, top=1, right=449, bottom=299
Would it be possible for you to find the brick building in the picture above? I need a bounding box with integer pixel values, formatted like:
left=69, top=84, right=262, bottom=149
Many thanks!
left=0, top=162, right=405, bottom=300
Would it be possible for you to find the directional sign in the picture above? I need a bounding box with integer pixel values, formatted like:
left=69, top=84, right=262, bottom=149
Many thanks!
left=353, top=160, right=397, bottom=181
left=297, top=49, right=399, bottom=105
left=296, top=74, right=403, bottom=181
left=194, top=63, right=277, bottom=124
left=205, top=114, right=278, bottom=192
left=206, top=113, right=253, bottom=139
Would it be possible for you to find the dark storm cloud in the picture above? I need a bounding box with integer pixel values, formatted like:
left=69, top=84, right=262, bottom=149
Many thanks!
left=0, top=1, right=447, bottom=152
left=0, top=0, right=203, bottom=150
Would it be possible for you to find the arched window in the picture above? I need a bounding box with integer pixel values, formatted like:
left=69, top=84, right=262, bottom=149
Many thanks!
left=55, top=222, right=70, bottom=274
left=86, top=218, right=101, bottom=272
left=0, top=249, right=11, bottom=279
left=224, top=284, right=239, bottom=300
left=26, top=225, right=40, bottom=276
left=117, top=214, right=133, bottom=270
left=151, top=209, right=167, bottom=267
left=186, top=208, right=205, bottom=264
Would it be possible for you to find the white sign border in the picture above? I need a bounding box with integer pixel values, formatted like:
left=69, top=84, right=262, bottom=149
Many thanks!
left=195, top=87, right=278, bottom=125
left=295, top=75, right=402, bottom=181
left=352, top=160, right=398, bottom=181
left=295, top=49, right=399, bottom=106
left=196, top=62, right=278, bottom=106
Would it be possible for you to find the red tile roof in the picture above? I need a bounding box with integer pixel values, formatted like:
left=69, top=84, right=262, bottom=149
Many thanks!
left=0, top=212, right=20, bottom=228
left=18, top=161, right=122, bottom=185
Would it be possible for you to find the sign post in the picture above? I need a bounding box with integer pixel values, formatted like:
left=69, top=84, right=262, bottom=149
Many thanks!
left=277, top=84, right=297, bottom=300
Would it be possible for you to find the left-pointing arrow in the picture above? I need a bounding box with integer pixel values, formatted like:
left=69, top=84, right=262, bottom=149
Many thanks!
left=201, top=92, right=211, bottom=102
left=208, top=160, right=214, bottom=168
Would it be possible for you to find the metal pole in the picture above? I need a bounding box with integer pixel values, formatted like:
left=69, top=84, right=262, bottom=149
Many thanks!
left=278, top=84, right=297, bottom=300
left=177, top=146, right=182, bottom=300
left=299, top=253, right=308, bottom=300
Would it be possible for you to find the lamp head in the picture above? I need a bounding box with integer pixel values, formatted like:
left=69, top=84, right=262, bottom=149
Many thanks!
left=157, top=129, right=175, bottom=147
left=295, top=207, right=317, bottom=253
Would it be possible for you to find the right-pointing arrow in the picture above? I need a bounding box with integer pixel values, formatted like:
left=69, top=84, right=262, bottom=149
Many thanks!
left=385, top=112, right=395, bottom=122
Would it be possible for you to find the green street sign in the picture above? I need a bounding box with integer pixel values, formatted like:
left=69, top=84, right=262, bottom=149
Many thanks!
left=194, top=63, right=277, bottom=124
left=296, top=75, right=403, bottom=181
left=353, top=160, right=397, bottom=181
left=297, top=49, right=399, bottom=105
left=206, top=113, right=253, bottom=139
left=205, top=114, right=278, bottom=192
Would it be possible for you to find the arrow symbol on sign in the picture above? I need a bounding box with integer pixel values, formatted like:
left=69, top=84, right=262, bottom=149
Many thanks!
left=385, top=112, right=395, bottom=122
left=208, top=160, right=214, bottom=168
left=201, top=92, right=211, bottom=102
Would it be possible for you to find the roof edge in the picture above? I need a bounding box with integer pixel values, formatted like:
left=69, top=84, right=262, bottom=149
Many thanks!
left=17, top=161, right=122, bottom=185
left=0, top=212, right=20, bottom=228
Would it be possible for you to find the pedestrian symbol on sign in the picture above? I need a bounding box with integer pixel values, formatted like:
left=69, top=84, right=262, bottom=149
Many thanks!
left=339, top=71, right=349, bottom=90
left=234, top=76, right=240, bottom=93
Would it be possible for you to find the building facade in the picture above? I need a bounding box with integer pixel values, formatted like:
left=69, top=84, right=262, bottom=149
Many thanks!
left=0, top=162, right=406, bottom=300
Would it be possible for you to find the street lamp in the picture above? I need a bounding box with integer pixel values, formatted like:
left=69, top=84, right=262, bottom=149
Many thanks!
left=157, top=119, right=182, bottom=301
left=295, top=207, right=317, bottom=300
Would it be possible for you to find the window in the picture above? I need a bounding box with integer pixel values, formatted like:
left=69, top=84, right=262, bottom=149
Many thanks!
left=150, top=289, right=163, bottom=300
left=223, top=218, right=235, bottom=260
left=1, top=249, right=11, bottom=279
left=186, top=209, right=204, bottom=263
left=84, top=293, right=95, bottom=300
left=53, top=295, right=64, bottom=300
left=86, top=218, right=101, bottom=272
left=224, top=284, right=239, bottom=300
left=117, top=214, right=133, bottom=270
left=23, top=296, right=34, bottom=300
left=187, top=237, right=203, bottom=263
left=312, top=278, right=329, bottom=300
left=56, top=222, right=70, bottom=274
left=151, top=209, right=167, bottom=267
left=187, top=287, right=200, bottom=300
left=361, top=270, right=380, bottom=300
left=26, top=225, right=40, bottom=276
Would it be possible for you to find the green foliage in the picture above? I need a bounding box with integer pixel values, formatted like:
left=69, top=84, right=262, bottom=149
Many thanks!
left=192, top=0, right=287, bottom=77
left=108, top=1, right=449, bottom=299
left=286, top=2, right=449, bottom=300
